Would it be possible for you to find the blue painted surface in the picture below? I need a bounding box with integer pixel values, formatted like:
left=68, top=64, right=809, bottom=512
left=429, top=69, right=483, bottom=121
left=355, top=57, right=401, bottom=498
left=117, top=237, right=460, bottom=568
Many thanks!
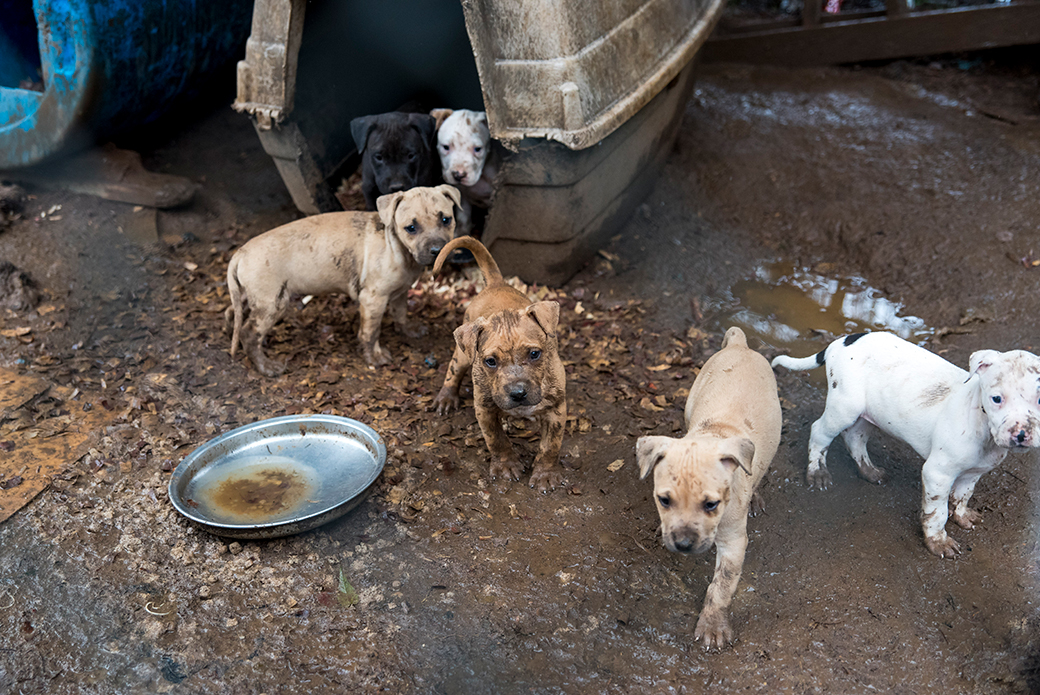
left=0, top=0, right=253, bottom=168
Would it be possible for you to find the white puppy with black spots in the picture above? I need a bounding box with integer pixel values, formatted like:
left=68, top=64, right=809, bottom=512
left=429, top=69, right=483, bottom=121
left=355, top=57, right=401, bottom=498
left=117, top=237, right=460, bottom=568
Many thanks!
left=430, top=108, right=499, bottom=235
left=773, top=332, right=1040, bottom=558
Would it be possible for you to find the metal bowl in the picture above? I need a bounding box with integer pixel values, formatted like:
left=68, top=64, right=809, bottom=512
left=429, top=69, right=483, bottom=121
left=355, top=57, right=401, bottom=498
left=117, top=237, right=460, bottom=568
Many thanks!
left=168, top=415, right=385, bottom=539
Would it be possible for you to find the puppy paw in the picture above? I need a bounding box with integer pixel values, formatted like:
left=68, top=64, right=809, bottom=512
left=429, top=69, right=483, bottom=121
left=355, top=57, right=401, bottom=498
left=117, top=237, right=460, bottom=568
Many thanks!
left=807, top=466, right=832, bottom=490
left=432, top=387, right=459, bottom=414
left=364, top=345, right=393, bottom=367
left=251, top=354, right=287, bottom=377
left=925, top=533, right=960, bottom=559
left=529, top=466, right=562, bottom=492
left=749, top=491, right=765, bottom=517
left=952, top=507, right=982, bottom=530
left=694, top=610, right=733, bottom=650
left=856, top=462, right=888, bottom=485
left=490, top=459, right=522, bottom=481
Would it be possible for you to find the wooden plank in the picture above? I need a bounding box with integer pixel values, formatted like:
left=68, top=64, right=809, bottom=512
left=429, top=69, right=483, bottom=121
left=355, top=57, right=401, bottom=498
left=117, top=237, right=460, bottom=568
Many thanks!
left=704, top=3, right=1040, bottom=66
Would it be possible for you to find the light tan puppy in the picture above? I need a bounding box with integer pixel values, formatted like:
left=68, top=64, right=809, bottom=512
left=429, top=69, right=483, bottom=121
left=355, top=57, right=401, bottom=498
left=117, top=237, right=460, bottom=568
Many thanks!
left=431, top=236, right=566, bottom=491
left=636, top=326, right=781, bottom=649
left=225, top=185, right=460, bottom=376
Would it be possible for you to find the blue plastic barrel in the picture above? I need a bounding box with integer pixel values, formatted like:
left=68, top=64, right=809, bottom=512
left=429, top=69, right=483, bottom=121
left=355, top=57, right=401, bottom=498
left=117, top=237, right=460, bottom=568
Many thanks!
left=0, top=0, right=253, bottom=169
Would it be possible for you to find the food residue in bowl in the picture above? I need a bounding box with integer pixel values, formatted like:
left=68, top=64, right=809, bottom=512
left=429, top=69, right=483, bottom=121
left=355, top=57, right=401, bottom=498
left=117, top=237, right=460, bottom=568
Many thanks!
left=198, top=456, right=319, bottom=524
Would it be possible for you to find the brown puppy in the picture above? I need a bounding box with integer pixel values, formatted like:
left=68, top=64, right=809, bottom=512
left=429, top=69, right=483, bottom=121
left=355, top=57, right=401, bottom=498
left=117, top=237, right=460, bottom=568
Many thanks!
left=636, top=327, right=782, bottom=649
left=432, top=237, right=566, bottom=491
left=225, top=185, right=460, bottom=376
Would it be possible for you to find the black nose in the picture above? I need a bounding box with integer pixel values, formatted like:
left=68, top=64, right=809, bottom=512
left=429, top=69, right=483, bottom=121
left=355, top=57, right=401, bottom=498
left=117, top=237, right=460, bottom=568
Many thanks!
left=452, top=170, right=465, bottom=182
left=673, top=538, right=693, bottom=553
left=1017, top=430, right=1027, bottom=443
left=388, top=183, right=405, bottom=192
left=430, top=245, right=442, bottom=257
left=509, top=386, right=527, bottom=403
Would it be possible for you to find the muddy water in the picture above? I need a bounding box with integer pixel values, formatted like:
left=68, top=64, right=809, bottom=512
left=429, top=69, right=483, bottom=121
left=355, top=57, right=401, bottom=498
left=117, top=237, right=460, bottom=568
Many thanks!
left=720, top=261, right=930, bottom=356
left=4, top=59, right=1040, bottom=694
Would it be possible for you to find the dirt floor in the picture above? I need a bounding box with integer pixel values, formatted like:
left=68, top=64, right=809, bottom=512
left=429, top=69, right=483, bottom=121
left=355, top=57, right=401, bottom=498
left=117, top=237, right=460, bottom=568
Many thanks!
left=2, top=51, right=1040, bottom=694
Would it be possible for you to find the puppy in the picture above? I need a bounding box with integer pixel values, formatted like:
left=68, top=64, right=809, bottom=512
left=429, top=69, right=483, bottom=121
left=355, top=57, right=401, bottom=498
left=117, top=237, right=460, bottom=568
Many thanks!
left=225, top=185, right=460, bottom=375
left=430, top=109, right=500, bottom=235
left=431, top=236, right=566, bottom=491
left=773, top=332, right=1040, bottom=558
left=636, top=327, right=781, bottom=649
left=350, top=112, right=439, bottom=211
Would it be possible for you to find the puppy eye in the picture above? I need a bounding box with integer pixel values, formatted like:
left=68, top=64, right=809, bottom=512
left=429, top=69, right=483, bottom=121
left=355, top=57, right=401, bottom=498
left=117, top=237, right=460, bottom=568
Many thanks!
left=474, top=146, right=483, bottom=153
left=441, top=144, right=450, bottom=152
left=404, top=224, right=417, bottom=235
left=441, top=215, right=452, bottom=226
left=407, top=153, right=418, bottom=162
left=992, top=395, right=1002, bottom=404
left=373, top=153, right=384, bottom=163
left=657, top=495, right=671, bottom=508
left=529, top=349, right=541, bottom=361
left=703, top=500, right=720, bottom=512
left=484, top=357, right=497, bottom=369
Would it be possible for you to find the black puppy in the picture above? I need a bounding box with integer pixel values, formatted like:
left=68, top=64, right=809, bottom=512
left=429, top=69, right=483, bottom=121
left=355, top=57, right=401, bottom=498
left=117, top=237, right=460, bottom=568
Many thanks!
left=350, top=112, right=439, bottom=211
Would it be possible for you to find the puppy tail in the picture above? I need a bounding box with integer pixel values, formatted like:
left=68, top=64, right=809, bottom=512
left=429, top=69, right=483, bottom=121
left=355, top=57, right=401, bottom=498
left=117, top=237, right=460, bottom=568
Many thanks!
left=432, top=236, right=504, bottom=286
left=771, top=350, right=825, bottom=371
left=720, top=326, right=748, bottom=349
left=227, top=256, right=244, bottom=357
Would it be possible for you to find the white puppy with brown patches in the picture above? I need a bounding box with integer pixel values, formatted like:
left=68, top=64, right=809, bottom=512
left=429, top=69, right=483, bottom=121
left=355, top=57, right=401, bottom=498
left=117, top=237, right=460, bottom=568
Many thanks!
left=772, top=331, right=1040, bottom=558
left=430, top=108, right=499, bottom=235
left=636, top=327, right=782, bottom=649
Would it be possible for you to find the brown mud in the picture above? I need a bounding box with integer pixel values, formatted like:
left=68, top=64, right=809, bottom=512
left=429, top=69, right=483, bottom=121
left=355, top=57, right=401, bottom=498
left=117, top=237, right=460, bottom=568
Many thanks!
left=2, top=54, right=1040, bottom=693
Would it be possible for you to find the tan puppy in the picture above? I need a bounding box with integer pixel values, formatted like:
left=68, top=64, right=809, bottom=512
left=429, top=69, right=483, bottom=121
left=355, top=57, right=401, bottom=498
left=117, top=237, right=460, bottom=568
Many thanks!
left=431, top=237, right=566, bottom=491
left=636, top=327, right=781, bottom=649
left=225, top=185, right=460, bottom=376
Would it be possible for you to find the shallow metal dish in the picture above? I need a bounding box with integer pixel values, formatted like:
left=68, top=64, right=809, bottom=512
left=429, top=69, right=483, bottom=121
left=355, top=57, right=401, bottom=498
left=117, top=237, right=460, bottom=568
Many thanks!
left=168, top=415, right=385, bottom=539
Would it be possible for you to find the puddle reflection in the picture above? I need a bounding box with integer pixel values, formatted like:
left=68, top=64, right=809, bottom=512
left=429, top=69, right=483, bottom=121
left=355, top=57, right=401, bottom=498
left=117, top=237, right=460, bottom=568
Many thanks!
left=716, top=263, right=930, bottom=355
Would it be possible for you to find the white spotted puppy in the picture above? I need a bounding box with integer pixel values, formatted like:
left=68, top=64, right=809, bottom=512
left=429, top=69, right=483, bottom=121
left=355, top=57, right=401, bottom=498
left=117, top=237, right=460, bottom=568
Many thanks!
left=773, top=332, right=1040, bottom=558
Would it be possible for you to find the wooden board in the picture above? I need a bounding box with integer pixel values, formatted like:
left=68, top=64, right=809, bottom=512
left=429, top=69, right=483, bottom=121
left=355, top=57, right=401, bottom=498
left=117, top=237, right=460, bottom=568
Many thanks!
left=704, top=3, right=1040, bottom=66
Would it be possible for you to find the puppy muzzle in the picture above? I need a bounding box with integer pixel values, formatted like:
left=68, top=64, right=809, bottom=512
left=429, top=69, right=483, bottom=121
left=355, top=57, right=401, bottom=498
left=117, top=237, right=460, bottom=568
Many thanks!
left=416, top=237, right=452, bottom=266
left=665, top=529, right=713, bottom=555
left=494, top=379, right=541, bottom=410
left=1003, top=423, right=1039, bottom=449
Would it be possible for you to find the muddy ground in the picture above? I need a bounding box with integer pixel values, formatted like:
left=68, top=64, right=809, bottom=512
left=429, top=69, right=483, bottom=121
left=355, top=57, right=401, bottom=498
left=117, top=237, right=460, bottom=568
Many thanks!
left=2, top=53, right=1040, bottom=694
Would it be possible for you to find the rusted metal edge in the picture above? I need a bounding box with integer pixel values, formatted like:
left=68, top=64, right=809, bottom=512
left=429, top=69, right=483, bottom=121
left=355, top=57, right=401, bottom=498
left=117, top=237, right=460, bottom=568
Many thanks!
left=703, top=2, right=1040, bottom=66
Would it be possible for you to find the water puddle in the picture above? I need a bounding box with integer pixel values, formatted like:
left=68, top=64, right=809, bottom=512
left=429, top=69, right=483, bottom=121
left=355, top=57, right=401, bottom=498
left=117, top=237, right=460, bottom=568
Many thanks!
left=713, top=262, right=931, bottom=357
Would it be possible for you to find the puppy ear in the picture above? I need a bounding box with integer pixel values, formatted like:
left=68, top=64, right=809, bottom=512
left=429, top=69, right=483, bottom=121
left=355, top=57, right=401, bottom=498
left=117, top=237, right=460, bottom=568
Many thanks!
left=409, top=113, right=436, bottom=144
left=718, top=437, right=755, bottom=477
left=430, top=108, right=454, bottom=131
left=436, top=183, right=462, bottom=210
left=376, top=191, right=404, bottom=229
left=454, top=318, right=486, bottom=361
left=525, top=301, right=560, bottom=338
left=969, top=350, right=1000, bottom=379
left=636, top=436, right=674, bottom=480
left=350, top=116, right=375, bottom=153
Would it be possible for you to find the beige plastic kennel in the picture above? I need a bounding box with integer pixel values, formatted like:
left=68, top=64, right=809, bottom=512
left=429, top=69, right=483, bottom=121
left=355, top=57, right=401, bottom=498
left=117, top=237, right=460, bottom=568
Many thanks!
left=234, top=0, right=725, bottom=284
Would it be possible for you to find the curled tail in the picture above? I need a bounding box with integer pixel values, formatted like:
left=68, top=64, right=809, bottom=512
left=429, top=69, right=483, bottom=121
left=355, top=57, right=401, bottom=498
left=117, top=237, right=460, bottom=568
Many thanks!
left=432, top=236, right=504, bottom=286
left=227, top=255, right=245, bottom=357
left=720, top=326, right=748, bottom=349
left=771, top=349, right=826, bottom=371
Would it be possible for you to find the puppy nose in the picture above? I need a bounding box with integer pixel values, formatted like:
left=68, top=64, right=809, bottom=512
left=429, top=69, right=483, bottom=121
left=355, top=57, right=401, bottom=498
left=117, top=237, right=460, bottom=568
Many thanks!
left=673, top=538, right=693, bottom=553
left=388, top=183, right=405, bottom=192
left=508, top=385, right=528, bottom=403
left=1017, top=430, right=1028, bottom=444
left=452, top=170, right=465, bottom=182
left=430, top=244, right=442, bottom=256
